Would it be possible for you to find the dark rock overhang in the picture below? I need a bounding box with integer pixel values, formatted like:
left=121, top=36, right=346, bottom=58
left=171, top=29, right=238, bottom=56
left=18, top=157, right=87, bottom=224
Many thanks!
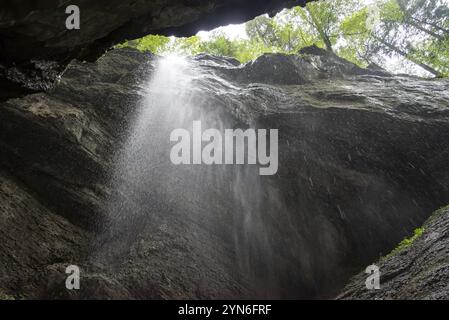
left=0, top=0, right=314, bottom=100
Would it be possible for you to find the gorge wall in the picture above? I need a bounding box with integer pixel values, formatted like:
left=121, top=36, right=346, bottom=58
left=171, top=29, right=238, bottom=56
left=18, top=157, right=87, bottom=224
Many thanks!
left=1, top=47, right=449, bottom=299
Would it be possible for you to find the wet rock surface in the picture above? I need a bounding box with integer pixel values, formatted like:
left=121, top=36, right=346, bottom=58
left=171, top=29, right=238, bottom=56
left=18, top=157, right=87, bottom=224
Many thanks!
left=1, top=47, right=449, bottom=299
left=338, top=206, right=449, bottom=300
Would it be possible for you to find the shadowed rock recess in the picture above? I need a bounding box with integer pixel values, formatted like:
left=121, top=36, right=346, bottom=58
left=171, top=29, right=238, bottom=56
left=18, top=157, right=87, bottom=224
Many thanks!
left=0, top=0, right=311, bottom=101
left=1, top=46, right=449, bottom=299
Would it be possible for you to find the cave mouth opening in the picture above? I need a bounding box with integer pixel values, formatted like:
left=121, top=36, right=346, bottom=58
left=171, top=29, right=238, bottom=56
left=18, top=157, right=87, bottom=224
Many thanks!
left=1, top=0, right=447, bottom=104
left=116, top=0, right=448, bottom=79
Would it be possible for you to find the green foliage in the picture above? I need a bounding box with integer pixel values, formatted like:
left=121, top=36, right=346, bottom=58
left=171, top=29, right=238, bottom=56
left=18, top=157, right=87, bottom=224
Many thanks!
left=381, top=0, right=404, bottom=22
left=296, top=0, right=356, bottom=52
left=246, top=15, right=280, bottom=48
left=337, top=46, right=368, bottom=67
left=170, top=36, right=202, bottom=55
left=117, top=35, right=170, bottom=54
left=389, top=227, right=425, bottom=256
left=341, top=8, right=369, bottom=35
left=118, top=0, right=449, bottom=77
left=412, top=38, right=449, bottom=76
left=197, top=32, right=240, bottom=57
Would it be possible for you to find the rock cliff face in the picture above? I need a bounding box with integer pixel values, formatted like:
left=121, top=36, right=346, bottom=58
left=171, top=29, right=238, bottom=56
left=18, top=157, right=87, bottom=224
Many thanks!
left=1, top=47, right=449, bottom=299
left=338, top=205, right=449, bottom=300
left=0, top=0, right=311, bottom=101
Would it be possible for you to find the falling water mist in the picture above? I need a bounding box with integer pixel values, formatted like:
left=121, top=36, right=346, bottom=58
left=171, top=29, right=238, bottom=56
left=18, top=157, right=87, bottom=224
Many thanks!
left=95, top=55, right=281, bottom=298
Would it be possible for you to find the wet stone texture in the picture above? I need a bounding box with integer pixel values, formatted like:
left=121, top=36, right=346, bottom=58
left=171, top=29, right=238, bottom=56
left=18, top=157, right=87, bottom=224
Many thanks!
left=338, top=206, right=449, bottom=300
left=1, top=47, right=449, bottom=299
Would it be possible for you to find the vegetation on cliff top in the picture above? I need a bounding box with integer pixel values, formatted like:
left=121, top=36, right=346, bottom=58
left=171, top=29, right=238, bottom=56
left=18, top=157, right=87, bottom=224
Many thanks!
left=380, top=204, right=449, bottom=260
left=387, top=227, right=425, bottom=257
left=119, top=0, right=449, bottom=77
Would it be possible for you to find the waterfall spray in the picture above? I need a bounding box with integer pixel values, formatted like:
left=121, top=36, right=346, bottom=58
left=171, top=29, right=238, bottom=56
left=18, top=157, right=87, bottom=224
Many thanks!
left=97, top=54, right=280, bottom=298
